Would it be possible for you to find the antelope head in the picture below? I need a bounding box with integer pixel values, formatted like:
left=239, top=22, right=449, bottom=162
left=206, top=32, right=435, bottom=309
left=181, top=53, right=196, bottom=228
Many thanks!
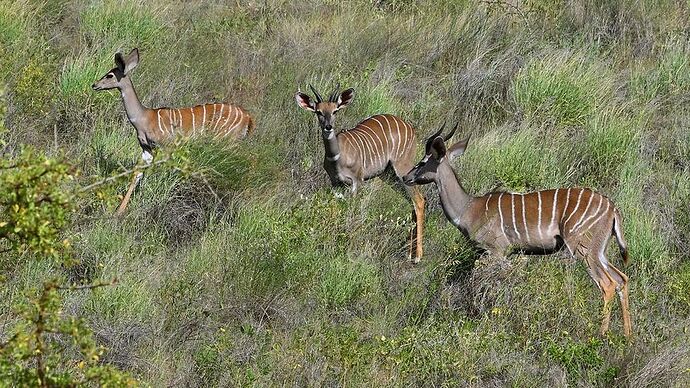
left=295, top=84, right=355, bottom=135
left=92, top=48, right=140, bottom=91
left=403, top=123, right=469, bottom=185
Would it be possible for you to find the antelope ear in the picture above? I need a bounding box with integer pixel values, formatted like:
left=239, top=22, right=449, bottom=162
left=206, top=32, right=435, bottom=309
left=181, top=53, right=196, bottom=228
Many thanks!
left=447, top=136, right=470, bottom=160
left=295, top=92, right=315, bottom=112
left=123, top=48, right=139, bottom=74
left=337, top=88, right=355, bottom=109
left=114, top=52, right=126, bottom=72
left=430, top=137, right=447, bottom=160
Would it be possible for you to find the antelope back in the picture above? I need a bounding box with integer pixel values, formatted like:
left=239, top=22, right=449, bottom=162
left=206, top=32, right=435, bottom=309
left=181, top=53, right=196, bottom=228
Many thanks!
left=153, top=103, right=252, bottom=141
left=338, top=114, right=417, bottom=174
left=476, top=188, right=615, bottom=248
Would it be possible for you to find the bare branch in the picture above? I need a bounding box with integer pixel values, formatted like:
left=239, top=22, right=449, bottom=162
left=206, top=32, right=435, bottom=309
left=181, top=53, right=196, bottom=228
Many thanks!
left=79, top=157, right=170, bottom=193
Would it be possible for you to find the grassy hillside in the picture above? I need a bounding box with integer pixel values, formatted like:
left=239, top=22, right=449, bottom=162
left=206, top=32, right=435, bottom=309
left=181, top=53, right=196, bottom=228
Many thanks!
left=2, top=0, right=690, bottom=385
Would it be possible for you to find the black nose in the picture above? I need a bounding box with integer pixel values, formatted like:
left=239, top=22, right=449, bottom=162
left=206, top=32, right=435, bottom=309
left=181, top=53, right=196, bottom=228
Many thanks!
left=91, top=84, right=98, bottom=90
left=325, top=125, right=333, bottom=131
left=403, top=175, right=415, bottom=186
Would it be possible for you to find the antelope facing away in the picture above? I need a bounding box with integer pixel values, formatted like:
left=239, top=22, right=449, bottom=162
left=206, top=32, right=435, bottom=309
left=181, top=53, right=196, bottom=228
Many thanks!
left=92, top=48, right=254, bottom=216
left=403, top=125, right=632, bottom=338
left=295, top=85, right=426, bottom=262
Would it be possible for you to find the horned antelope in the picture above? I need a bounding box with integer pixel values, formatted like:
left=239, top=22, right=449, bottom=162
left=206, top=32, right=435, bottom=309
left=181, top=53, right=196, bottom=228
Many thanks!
left=403, top=124, right=632, bottom=338
left=295, top=85, right=426, bottom=262
left=92, top=48, right=254, bottom=215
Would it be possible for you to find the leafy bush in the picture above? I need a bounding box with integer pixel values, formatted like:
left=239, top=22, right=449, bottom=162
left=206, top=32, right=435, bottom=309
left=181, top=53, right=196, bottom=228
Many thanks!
left=0, top=148, right=74, bottom=260
left=0, top=148, right=137, bottom=386
left=545, top=334, right=617, bottom=385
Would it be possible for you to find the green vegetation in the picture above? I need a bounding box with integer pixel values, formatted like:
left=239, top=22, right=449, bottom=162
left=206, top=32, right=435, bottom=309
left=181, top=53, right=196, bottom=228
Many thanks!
left=2, top=0, right=690, bottom=386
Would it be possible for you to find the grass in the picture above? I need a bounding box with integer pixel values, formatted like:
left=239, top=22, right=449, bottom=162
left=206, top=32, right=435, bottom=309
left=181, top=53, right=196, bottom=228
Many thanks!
left=512, top=50, right=613, bottom=127
left=2, top=0, right=690, bottom=386
left=80, top=0, right=166, bottom=51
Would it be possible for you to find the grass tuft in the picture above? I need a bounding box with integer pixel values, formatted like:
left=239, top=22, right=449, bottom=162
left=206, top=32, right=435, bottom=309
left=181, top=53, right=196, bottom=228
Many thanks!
left=512, top=51, right=612, bottom=127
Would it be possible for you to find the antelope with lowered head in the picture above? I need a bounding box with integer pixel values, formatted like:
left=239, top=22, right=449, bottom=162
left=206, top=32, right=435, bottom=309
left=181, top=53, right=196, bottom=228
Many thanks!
left=295, top=85, right=425, bottom=262
left=92, top=48, right=254, bottom=216
left=403, top=124, right=631, bottom=338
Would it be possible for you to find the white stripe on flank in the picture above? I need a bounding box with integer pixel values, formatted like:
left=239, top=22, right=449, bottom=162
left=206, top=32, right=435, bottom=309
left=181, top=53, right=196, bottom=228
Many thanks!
left=393, top=117, right=401, bottom=157
left=370, top=117, right=387, bottom=162
left=348, top=133, right=366, bottom=166
left=191, top=107, right=196, bottom=135
left=346, top=132, right=364, bottom=167
left=365, top=122, right=383, bottom=165
left=227, top=107, right=241, bottom=134
left=573, top=194, right=603, bottom=234
left=570, top=191, right=595, bottom=233
left=485, top=193, right=493, bottom=216
left=537, top=191, right=543, bottom=240
left=584, top=198, right=610, bottom=232
left=177, top=109, right=182, bottom=129
left=511, top=194, right=522, bottom=240
left=401, top=121, right=412, bottom=156
left=380, top=115, right=391, bottom=156
left=563, top=189, right=585, bottom=227
left=167, top=109, right=173, bottom=132
left=212, top=104, right=217, bottom=129
left=214, top=104, right=225, bottom=131
left=561, top=188, right=572, bottom=223
left=497, top=193, right=507, bottom=239
left=359, top=129, right=377, bottom=168
left=222, top=105, right=234, bottom=131
left=550, top=189, right=559, bottom=234
left=350, top=130, right=367, bottom=168
left=521, top=194, right=530, bottom=243
left=202, top=105, right=206, bottom=132
left=360, top=124, right=381, bottom=167
left=157, top=110, right=163, bottom=133
left=348, top=131, right=367, bottom=169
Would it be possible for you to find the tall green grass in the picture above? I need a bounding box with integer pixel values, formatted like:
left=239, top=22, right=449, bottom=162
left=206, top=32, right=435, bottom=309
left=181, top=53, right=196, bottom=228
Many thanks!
left=512, top=50, right=613, bottom=127
left=80, top=0, right=166, bottom=50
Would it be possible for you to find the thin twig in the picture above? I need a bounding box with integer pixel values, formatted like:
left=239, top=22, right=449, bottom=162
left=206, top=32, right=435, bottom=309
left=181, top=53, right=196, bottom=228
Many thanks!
left=79, top=157, right=170, bottom=193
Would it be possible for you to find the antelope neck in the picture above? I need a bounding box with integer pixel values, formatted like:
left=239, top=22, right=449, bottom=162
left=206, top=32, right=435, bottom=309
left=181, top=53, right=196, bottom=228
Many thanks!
left=435, top=161, right=473, bottom=227
left=322, top=128, right=340, bottom=162
left=118, top=77, right=150, bottom=132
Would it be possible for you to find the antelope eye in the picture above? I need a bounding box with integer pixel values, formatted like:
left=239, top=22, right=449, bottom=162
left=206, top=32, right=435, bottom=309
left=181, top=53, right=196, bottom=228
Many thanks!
left=106, top=74, right=114, bottom=78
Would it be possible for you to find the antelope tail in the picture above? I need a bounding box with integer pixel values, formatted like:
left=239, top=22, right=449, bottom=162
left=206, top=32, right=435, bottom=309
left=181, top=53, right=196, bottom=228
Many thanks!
left=613, top=209, right=629, bottom=266
left=246, top=115, right=255, bottom=137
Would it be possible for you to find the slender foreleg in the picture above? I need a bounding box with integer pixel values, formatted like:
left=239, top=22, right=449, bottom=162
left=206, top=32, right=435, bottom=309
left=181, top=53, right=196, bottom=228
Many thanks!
left=115, top=150, right=153, bottom=216
left=605, top=262, right=632, bottom=338
left=409, top=186, right=425, bottom=263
